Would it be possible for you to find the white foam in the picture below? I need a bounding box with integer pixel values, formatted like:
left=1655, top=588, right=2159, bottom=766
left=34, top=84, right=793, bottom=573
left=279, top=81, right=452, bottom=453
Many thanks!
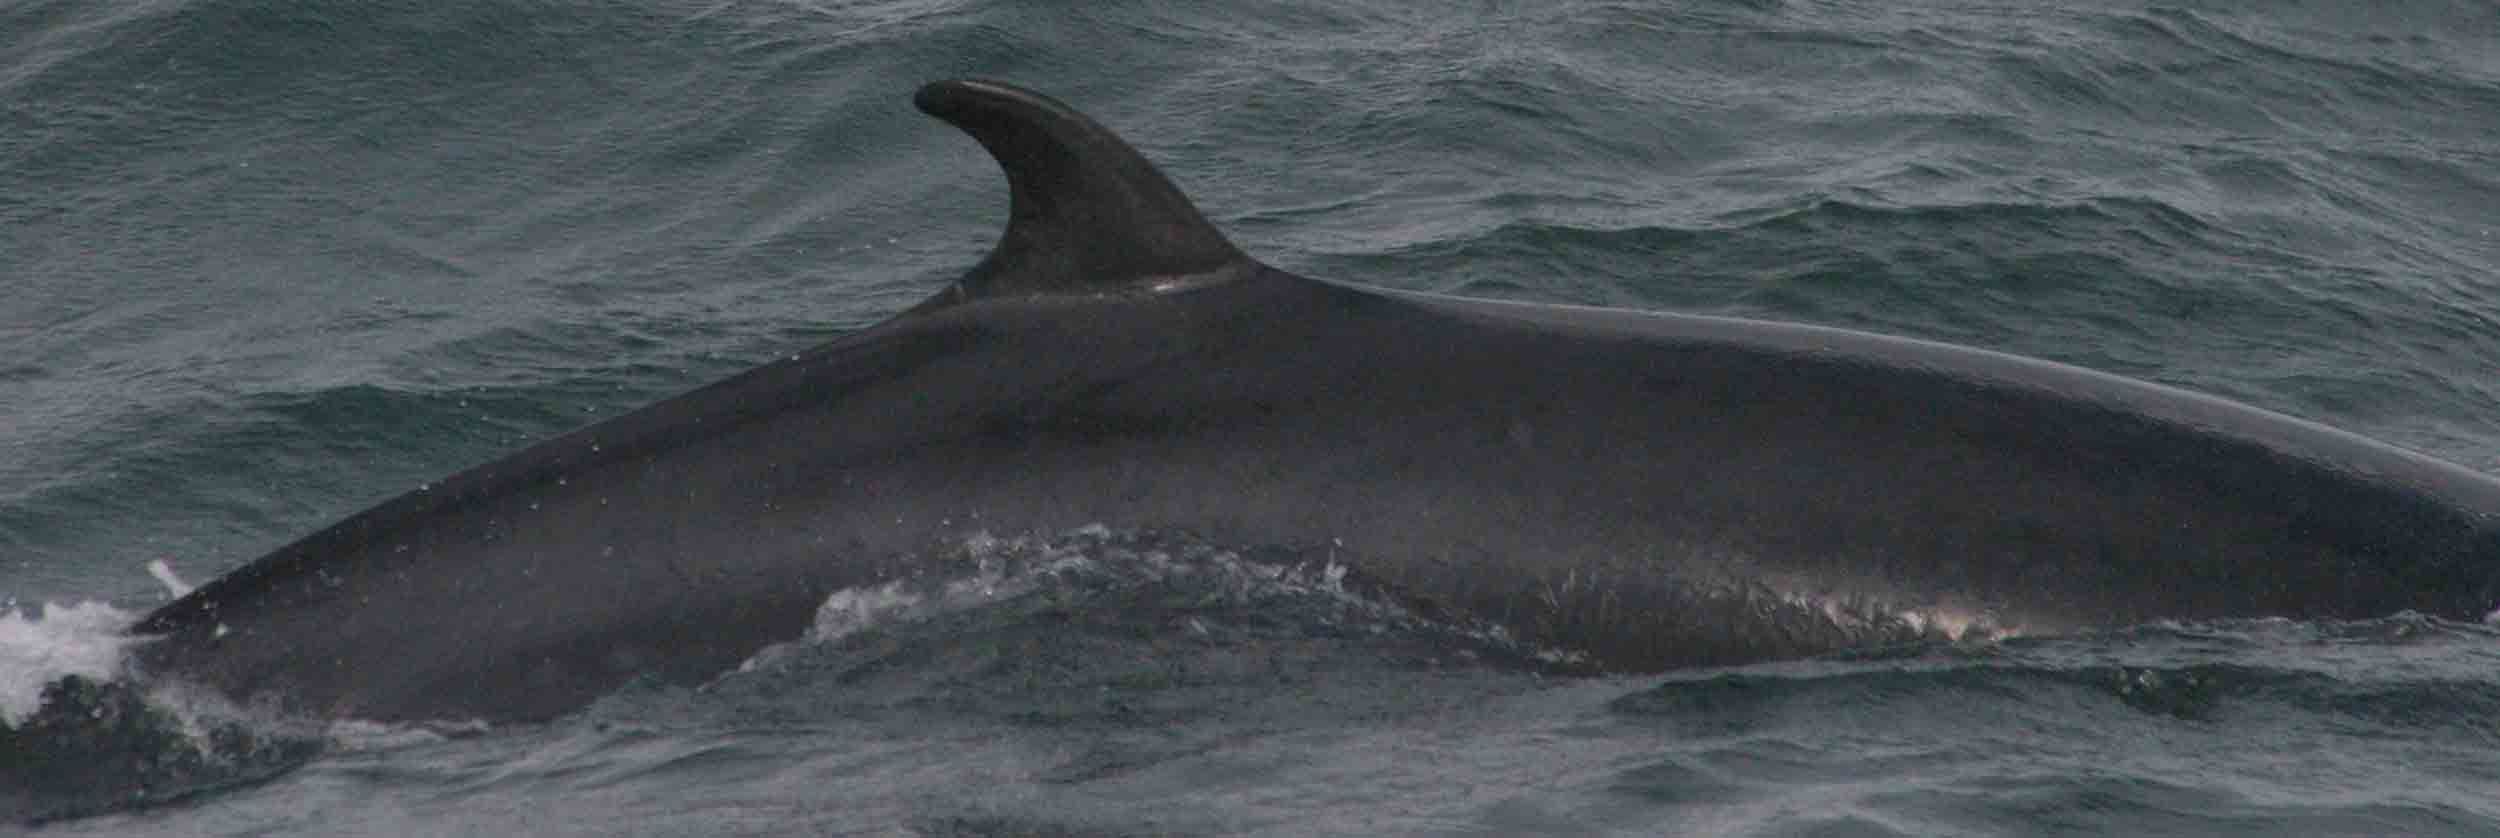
left=0, top=600, right=141, bottom=723
left=734, top=532, right=1096, bottom=674
left=731, top=525, right=1603, bottom=677
left=802, top=532, right=1097, bottom=645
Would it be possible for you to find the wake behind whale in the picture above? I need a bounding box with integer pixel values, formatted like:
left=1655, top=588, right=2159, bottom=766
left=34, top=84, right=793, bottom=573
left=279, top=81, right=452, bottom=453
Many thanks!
left=123, top=79, right=2500, bottom=725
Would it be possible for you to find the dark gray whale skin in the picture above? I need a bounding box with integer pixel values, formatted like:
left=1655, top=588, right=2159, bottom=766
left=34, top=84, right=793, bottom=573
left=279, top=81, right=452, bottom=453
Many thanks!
left=129, top=79, right=2500, bottom=723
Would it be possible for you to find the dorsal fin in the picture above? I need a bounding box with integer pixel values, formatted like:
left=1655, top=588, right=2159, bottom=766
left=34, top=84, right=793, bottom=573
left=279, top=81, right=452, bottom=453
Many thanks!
left=914, top=79, right=1252, bottom=304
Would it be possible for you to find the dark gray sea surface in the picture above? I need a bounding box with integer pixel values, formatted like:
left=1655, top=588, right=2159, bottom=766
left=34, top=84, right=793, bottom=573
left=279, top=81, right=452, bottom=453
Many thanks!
left=4, top=0, right=2498, bottom=834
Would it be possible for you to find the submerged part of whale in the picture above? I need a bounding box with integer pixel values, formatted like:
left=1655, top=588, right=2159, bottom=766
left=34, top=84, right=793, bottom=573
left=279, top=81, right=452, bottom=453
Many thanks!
left=129, top=80, right=2500, bottom=723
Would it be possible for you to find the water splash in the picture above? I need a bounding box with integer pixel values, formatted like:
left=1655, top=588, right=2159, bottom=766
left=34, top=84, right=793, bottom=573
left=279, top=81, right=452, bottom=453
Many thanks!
left=0, top=600, right=139, bottom=723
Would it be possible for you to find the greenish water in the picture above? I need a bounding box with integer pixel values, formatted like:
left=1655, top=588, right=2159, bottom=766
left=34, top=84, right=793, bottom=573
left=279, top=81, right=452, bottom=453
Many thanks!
left=5, top=0, right=2498, bottom=833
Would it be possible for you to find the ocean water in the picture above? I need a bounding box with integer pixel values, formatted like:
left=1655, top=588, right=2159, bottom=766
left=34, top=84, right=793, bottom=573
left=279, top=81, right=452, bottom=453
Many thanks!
left=5, top=0, right=2500, bottom=834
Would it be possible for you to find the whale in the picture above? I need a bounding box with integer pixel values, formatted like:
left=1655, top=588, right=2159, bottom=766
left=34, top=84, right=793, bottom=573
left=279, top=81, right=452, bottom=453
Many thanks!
left=129, top=79, right=2500, bottom=724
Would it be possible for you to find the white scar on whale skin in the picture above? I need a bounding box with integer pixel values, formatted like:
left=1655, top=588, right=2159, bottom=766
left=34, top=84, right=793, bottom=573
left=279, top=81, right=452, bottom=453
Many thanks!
left=148, top=560, right=195, bottom=599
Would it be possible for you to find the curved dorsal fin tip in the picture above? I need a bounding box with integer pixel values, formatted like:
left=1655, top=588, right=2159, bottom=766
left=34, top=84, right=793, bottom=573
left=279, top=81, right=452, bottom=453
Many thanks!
left=914, top=79, right=1251, bottom=304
